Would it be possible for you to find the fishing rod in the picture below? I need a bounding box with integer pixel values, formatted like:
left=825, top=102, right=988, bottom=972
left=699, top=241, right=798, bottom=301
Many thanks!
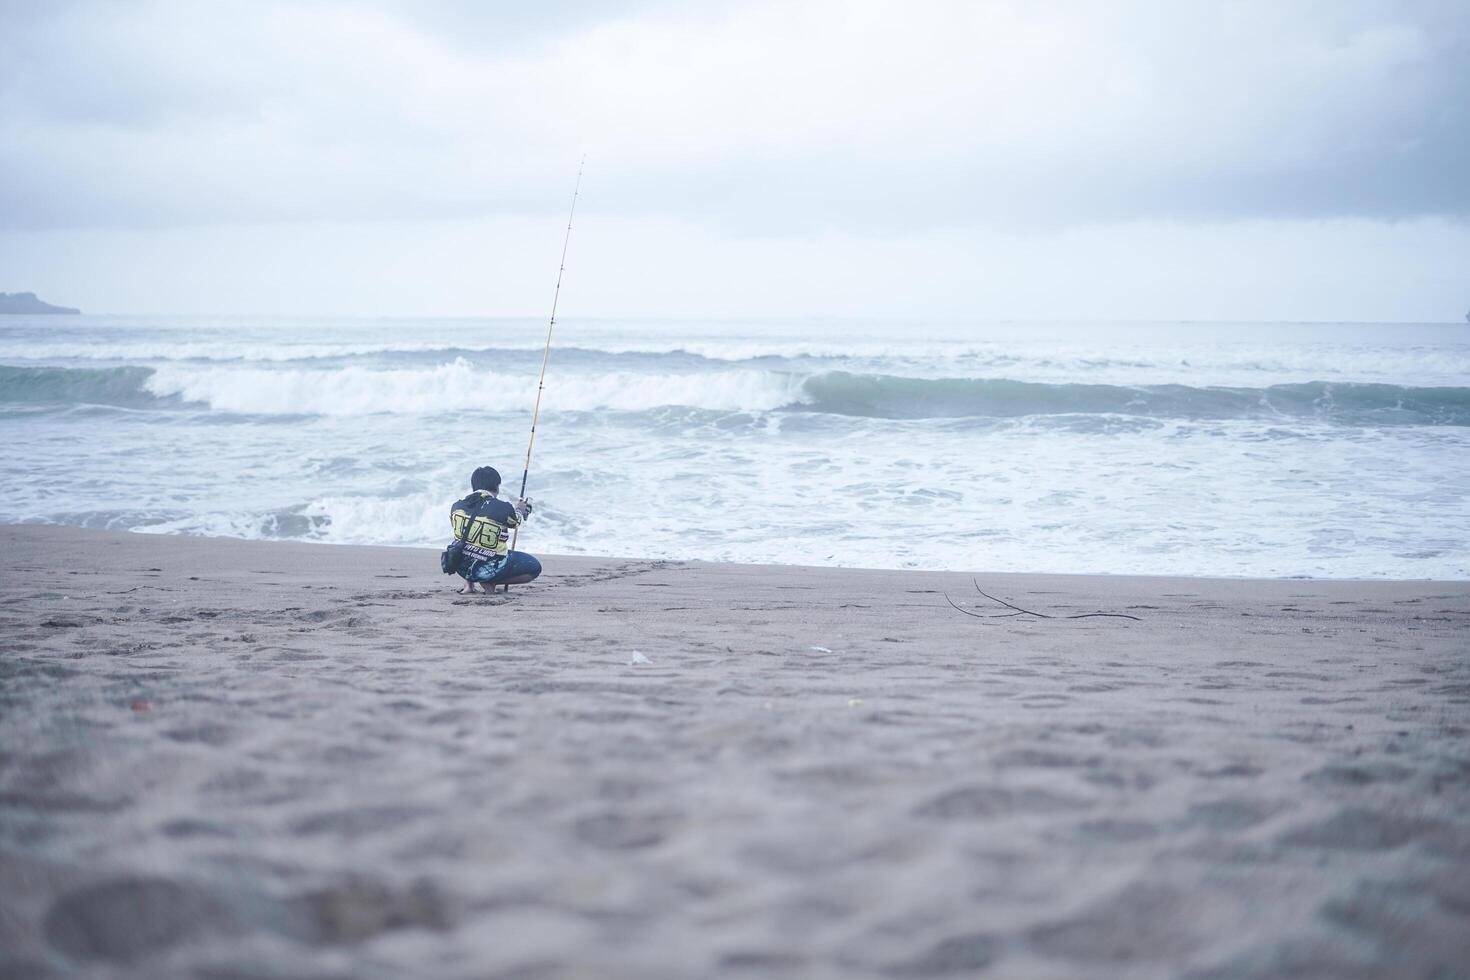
left=505, top=158, right=584, bottom=589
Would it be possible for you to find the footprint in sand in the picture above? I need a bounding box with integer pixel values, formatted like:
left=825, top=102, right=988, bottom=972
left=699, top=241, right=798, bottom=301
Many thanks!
left=1028, top=882, right=1201, bottom=964
left=1279, top=808, right=1431, bottom=851
left=915, top=785, right=1089, bottom=819
left=886, top=931, right=997, bottom=975
left=573, top=812, right=676, bottom=850
left=44, top=877, right=228, bottom=964
left=284, top=876, right=456, bottom=945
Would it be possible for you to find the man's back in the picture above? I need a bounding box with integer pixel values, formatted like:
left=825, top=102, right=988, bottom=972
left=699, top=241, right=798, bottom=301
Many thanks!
left=450, top=490, right=521, bottom=563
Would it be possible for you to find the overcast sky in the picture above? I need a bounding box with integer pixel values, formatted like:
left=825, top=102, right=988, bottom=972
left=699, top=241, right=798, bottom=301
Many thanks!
left=1, top=0, right=1467, bottom=320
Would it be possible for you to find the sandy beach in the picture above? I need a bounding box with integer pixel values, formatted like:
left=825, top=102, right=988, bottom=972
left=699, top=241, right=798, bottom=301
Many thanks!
left=1, top=524, right=1467, bottom=978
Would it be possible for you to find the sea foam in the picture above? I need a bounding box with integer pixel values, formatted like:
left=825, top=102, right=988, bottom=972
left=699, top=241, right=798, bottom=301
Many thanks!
left=3, top=316, right=1468, bottom=578
left=141, top=360, right=806, bottom=415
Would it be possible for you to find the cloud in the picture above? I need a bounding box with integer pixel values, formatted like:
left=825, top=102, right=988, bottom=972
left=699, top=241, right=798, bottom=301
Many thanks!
left=1, top=0, right=1467, bottom=232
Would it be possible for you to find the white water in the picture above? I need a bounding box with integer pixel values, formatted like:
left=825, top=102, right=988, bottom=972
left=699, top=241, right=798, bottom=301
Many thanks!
left=141, top=360, right=808, bottom=415
left=2, top=315, right=1467, bottom=578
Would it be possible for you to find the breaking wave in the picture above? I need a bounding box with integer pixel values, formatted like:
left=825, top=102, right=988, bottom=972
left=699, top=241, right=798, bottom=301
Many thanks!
left=3, top=362, right=1468, bottom=425
left=0, top=362, right=802, bottom=415
left=0, top=365, right=160, bottom=407
left=6, top=336, right=1469, bottom=388
left=799, top=372, right=1470, bottom=424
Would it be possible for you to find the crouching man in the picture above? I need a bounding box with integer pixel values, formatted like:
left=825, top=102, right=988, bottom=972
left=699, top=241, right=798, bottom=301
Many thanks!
left=449, top=466, right=541, bottom=593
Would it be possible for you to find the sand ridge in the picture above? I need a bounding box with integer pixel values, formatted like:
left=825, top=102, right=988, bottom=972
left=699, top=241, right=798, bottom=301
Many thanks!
left=1, top=525, right=1467, bottom=978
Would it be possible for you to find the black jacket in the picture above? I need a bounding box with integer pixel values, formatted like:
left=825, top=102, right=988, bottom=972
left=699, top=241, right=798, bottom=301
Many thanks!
left=449, top=491, right=523, bottom=563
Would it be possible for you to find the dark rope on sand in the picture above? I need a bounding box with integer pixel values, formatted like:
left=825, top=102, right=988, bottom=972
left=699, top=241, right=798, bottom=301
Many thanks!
left=945, top=579, right=1143, bottom=622
left=945, top=592, right=1002, bottom=620
left=973, top=586, right=1052, bottom=618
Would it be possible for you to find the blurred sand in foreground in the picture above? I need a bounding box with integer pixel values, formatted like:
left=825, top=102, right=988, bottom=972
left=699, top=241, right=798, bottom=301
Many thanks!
left=1, top=525, right=1467, bottom=978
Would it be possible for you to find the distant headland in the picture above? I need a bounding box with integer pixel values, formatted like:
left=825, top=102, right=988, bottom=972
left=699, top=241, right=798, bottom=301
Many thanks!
left=0, top=292, right=80, bottom=315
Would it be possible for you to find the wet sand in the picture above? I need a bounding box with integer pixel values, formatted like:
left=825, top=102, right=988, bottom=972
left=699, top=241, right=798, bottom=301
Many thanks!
left=1, top=524, right=1467, bottom=978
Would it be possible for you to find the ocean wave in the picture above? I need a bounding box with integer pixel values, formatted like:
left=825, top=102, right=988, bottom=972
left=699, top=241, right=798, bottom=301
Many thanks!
left=4, top=362, right=1469, bottom=425
left=0, top=362, right=794, bottom=414
left=0, top=364, right=160, bottom=407
left=799, top=372, right=1470, bottom=424
left=6, top=335, right=1469, bottom=387
left=0, top=341, right=656, bottom=365
left=139, top=360, right=804, bottom=415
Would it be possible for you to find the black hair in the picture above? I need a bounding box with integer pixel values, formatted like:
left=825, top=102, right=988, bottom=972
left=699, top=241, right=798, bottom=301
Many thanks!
left=471, top=466, right=501, bottom=492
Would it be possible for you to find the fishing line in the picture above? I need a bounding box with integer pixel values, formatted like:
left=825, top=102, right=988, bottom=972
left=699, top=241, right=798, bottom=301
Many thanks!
left=505, top=158, right=584, bottom=588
